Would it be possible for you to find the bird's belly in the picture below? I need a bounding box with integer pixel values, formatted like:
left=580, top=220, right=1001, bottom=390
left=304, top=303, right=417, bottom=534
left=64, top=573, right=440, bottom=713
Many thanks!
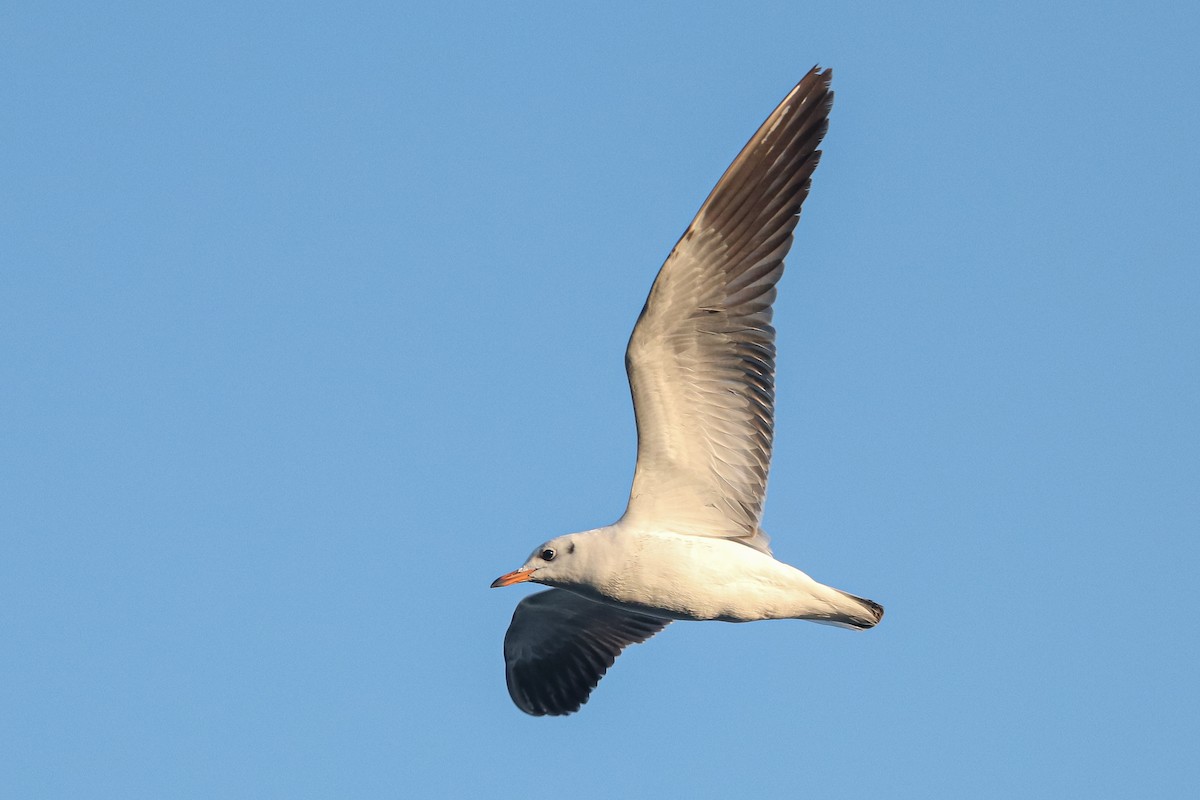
left=595, top=535, right=812, bottom=622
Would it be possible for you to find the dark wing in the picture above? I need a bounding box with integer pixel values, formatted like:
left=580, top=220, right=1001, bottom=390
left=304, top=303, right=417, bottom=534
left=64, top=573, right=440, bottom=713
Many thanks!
left=503, top=589, right=670, bottom=716
left=622, top=68, right=833, bottom=552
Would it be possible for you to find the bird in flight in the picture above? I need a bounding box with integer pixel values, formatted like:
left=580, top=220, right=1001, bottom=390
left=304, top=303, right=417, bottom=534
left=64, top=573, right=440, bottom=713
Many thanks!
left=492, top=67, right=882, bottom=716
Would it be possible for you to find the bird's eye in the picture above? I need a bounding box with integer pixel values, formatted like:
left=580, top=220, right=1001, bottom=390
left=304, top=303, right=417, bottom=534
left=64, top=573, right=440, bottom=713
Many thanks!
left=541, top=548, right=556, bottom=561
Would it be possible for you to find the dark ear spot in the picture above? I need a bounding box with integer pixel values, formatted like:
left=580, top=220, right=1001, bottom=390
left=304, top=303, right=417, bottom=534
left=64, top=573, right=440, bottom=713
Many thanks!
left=567, top=541, right=576, bottom=554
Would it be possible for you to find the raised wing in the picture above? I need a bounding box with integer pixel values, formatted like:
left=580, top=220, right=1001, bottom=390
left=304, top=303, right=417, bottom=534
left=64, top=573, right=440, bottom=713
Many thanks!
left=622, top=68, right=832, bottom=550
left=503, top=589, right=670, bottom=716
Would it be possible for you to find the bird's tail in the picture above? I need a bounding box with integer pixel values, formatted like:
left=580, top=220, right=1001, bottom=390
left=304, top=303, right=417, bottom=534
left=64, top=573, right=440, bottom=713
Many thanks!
left=807, top=588, right=884, bottom=630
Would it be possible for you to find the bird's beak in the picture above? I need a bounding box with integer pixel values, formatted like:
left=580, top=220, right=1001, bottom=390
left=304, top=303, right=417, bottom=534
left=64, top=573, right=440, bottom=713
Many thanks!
left=491, top=567, right=534, bottom=588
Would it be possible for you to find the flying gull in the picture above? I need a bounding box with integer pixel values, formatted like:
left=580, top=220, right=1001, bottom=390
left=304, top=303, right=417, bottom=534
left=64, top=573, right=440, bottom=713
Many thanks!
left=492, top=67, right=882, bottom=716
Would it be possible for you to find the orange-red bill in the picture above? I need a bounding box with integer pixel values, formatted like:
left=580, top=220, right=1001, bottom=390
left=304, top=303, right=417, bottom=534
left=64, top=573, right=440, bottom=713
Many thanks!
left=490, top=568, right=533, bottom=588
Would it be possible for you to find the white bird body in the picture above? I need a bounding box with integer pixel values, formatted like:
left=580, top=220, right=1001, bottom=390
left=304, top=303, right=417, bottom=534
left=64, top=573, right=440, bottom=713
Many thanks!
left=492, top=68, right=883, bottom=716
left=541, top=524, right=878, bottom=627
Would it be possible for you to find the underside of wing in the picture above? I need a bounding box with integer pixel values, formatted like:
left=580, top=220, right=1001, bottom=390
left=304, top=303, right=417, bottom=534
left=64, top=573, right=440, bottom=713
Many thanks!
left=503, top=589, right=670, bottom=716
left=623, top=68, right=833, bottom=550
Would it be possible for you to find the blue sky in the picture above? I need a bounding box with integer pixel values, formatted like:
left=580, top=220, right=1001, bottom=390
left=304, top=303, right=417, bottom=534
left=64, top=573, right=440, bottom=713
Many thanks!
left=3, top=1, right=1198, bottom=797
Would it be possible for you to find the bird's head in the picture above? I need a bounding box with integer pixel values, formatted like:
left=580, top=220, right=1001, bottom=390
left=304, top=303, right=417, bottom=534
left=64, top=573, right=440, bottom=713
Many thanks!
left=491, top=534, right=584, bottom=589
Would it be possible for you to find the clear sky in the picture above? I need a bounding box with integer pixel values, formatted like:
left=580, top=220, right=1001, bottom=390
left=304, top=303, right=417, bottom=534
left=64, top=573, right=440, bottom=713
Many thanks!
left=3, top=1, right=1198, bottom=797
